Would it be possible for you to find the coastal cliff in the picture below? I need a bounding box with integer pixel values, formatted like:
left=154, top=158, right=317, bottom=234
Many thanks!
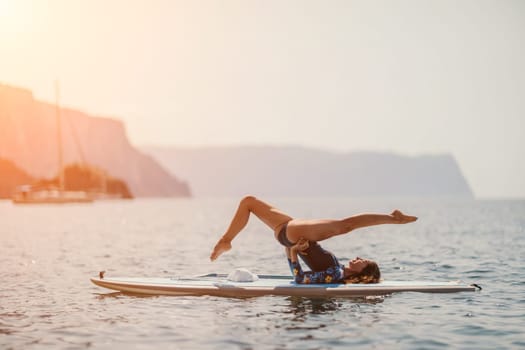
left=0, top=84, right=190, bottom=197
left=145, top=145, right=474, bottom=197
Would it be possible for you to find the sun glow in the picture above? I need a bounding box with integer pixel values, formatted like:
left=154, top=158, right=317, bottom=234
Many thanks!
left=0, top=0, right=33, bottom=36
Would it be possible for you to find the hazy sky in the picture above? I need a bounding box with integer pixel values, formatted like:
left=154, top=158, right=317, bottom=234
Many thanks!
left=1, top=0, right=524, bottom=198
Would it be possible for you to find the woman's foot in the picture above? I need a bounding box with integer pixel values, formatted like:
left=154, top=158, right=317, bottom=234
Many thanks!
left=391, top=210, right=418, bottom=223
left=210, top=239, right=232, bottom=261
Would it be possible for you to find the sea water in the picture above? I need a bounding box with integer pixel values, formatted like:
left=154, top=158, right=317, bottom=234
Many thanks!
left=1, top=197, right=524, bottom=349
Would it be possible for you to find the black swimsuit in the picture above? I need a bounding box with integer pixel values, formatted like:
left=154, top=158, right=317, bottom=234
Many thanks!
left=277, top=222, right=341, bottom=272
left=277, top=223, right=295, bottom=247
left=299, top=241, right=341, bottom=271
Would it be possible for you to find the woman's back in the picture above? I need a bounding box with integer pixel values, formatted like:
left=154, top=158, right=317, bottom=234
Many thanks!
left=298, top=241, right=341, bottom=271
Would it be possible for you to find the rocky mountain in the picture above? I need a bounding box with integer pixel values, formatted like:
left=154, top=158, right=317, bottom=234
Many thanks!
left=0, top=158, right=33, bottom=198
left=144, top=145, right=473, bottom=197
left=0, top=83, right=190, bottom=197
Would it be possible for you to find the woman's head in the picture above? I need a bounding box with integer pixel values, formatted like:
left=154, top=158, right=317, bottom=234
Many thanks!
left=343, top=257, right=381, bottom=284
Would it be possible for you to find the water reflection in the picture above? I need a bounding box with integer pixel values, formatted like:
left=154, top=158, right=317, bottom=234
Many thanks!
left=94, top=291, right=159, bottom=299
left=0, top=327, right=16, bottom=335
left=282, top=297, right=339, bottom=326
left=284, top=295, right=385, bottom=321
left=94, top=291, right=125, bottom=299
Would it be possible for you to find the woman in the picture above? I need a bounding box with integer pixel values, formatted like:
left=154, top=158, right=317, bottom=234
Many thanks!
left=210, top=196, right=417, bottom=284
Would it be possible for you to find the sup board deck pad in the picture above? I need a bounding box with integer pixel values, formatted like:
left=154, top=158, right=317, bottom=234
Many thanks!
left=90, top=274, right=480, bottom=298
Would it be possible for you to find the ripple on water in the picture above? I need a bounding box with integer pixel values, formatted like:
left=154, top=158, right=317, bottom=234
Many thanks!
left=1, top=198, right=524, bottom=349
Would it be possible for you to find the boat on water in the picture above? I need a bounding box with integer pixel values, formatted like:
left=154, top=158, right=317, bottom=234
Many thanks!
left=12, top=185, right=93, bottom=204
left=12, top=81, right=93, bottom=204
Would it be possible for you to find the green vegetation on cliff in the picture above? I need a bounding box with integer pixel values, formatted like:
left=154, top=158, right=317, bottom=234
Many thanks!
left=0, top=158, right=133, bottom=199
left=35, top=164, right=133, bottom=199
left=0, top=158, right=34, bottom=198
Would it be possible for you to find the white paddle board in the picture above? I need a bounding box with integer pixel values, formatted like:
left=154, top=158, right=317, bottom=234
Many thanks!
left=90, top=274, right=479, bottom=297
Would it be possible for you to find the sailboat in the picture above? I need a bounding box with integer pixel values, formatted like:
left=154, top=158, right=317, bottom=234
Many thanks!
left=12, top=81, right=93, bottom=204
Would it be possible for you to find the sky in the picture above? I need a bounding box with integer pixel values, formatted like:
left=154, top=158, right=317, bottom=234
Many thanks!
left=1, top=0, right=524, bottom=198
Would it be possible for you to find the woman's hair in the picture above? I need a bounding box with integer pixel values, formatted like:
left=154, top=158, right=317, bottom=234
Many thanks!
left=344, top=261, right=381, bottom=284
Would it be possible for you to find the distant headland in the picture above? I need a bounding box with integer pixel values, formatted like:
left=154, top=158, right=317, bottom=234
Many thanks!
left=144, top=145, right=474, bottom=198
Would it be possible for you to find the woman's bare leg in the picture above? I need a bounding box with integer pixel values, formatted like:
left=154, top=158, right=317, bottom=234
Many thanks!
left=286, top=210, right=417, bottom=243
left=210, top=196, right=292, bottom=261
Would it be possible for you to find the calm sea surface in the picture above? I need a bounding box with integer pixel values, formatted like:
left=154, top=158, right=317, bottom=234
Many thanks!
left=1, top=197, right=524, bottom=349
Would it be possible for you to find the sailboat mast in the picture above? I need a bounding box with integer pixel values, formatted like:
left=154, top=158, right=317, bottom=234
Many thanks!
left=56, top=80, right=64, bottom=191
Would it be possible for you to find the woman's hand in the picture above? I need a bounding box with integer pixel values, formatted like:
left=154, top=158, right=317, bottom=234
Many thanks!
left=291, top=237, right=309, bottom=254
left=290, top=238, right=308, bottom=262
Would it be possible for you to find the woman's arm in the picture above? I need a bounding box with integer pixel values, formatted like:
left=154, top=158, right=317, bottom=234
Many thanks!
left=287, top=258, right=343, bottom=284
left=285, top=247, right=291, bottom=260
left=287, top=239, right=342, bottom=284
